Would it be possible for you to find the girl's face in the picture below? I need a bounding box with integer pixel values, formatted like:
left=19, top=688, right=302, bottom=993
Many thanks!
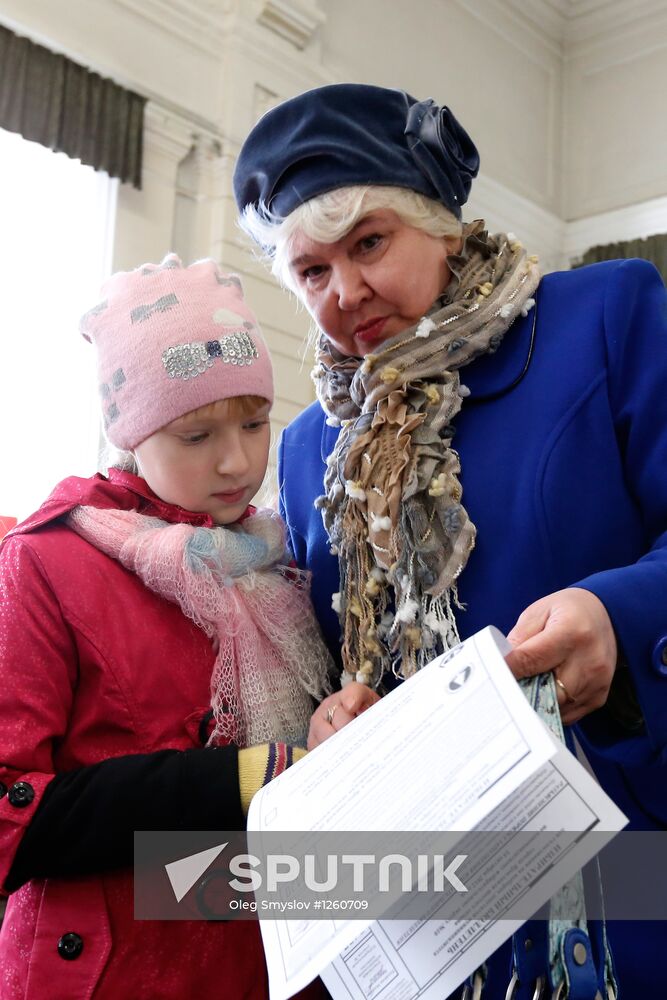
left=134, top=399, right=271, bottom=524
left=287, top=209, right=459, bottom=357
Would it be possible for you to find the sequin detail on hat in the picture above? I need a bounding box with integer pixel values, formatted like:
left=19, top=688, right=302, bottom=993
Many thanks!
left=162, top=331, right=259, bottom=380
left=215, top=274, right=243, bottom=293
left=131, top=294, right=179, bottom=324
left=141, top=258, right=179, bottom=274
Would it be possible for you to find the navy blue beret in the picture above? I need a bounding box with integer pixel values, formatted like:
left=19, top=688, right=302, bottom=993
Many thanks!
left=233, top=84, right=480, bottom=222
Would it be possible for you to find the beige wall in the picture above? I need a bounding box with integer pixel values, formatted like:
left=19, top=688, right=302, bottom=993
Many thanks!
left=563, top=0, right=667, bottom=220
left=320, top=0, right=564, bottom=216
left=2, top=0, right=667, bottom=461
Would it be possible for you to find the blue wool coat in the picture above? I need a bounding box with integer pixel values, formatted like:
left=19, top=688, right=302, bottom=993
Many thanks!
left=279, top=259, right=667, bottom=999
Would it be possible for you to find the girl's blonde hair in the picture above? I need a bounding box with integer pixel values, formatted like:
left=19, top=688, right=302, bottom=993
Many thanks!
left=240, top=185, right=463, bottom=291
left=100, top=394, right=270, bottom=475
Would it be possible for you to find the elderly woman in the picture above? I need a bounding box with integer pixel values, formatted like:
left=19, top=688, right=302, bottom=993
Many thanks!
left=234, top=84, right=667, bottom=998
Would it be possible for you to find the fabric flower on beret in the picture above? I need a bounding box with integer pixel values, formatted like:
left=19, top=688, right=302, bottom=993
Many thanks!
left=404, top=100, right=480, bottom=218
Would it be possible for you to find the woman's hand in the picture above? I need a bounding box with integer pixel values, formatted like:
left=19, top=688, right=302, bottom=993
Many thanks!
left=505, top=588, right=617, bottom=725
left=307, top=682, right=381, bottom=750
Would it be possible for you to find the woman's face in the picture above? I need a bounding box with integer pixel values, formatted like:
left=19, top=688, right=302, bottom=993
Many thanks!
left=287, top=209, right=458, bottom=357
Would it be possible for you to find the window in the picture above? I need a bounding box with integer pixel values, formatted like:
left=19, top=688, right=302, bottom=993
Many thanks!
left=0, top=127, right=117, bottom=521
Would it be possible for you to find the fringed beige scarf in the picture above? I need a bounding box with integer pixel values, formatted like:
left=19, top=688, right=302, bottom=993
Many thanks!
left=312, top=223, right=540, bottom=684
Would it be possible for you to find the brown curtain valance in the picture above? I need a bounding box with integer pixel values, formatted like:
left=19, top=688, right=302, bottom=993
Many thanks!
left=0, top=23, right=145, bottom=188
left=573, top=232, right=667, bottom=283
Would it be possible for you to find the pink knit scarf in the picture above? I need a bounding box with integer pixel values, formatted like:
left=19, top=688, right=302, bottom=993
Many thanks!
left=68, top=505, right=333, bottom=747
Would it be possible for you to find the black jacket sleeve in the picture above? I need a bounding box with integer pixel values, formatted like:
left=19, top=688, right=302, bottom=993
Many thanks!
left=5, top=746, right=243, bottom=891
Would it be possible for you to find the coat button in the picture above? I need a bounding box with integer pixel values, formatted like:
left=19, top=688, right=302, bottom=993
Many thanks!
left=651, top=637, right=667, bottom=677
left=0, top=782, right=7, bottom=799
left=7, top=781, right=35, bottom=808
left=57, top=932, right=84, bottom=960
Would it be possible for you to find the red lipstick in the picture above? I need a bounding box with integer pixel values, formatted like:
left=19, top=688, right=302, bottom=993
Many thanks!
left=354, top=316, right=389, bottom=344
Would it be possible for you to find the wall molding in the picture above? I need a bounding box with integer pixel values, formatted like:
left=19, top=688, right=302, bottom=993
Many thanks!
left=113, top=0, right=234, bottom=56
left=498, top=0, right=666, bottom=47
left=256, top=0, right=325, bottom=49
left=115, top=0, right=325, bottom=57
left=576, top=30, right=667, bottom=75
left=228, top=19, right=334, bottom=89
left=453, top=0, right=562, bottom=59
left=563, top=0, right=667, bottom=47
left=144, top=101, right=221, bottom=161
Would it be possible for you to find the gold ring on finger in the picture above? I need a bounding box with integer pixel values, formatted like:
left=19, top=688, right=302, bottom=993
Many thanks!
left=555, top=677, right=577, bottom=704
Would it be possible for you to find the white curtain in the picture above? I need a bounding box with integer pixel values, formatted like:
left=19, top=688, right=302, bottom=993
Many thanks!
left=0, top=127, right=117, bottom=521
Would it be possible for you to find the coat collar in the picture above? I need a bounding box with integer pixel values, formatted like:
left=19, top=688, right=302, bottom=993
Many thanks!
left=6, top=471, right=255, bottom=540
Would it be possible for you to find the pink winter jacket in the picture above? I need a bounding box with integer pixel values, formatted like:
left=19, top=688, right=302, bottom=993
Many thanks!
left=0, top=472, right=327, bottom=1000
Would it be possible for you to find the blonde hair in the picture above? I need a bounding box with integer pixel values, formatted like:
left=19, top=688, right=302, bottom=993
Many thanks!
left=240, top=185, right=463, bottom=291
left=100, top=394, right=270, bottom=475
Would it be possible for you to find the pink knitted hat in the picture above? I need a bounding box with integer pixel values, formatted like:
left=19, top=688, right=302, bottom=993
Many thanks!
left=80, top=254, right=274, bottom=449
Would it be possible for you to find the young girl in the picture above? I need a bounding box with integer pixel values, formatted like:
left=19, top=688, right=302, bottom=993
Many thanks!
left=0, top=255, right=334, bottom=999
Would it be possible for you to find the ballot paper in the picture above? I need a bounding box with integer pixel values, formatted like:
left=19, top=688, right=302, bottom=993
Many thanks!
left=247, top=626, right=627, bottom=1000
